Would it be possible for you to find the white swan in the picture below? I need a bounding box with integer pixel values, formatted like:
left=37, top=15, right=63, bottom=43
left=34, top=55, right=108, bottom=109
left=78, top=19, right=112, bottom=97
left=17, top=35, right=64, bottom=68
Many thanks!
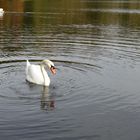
left=0, top=8, right=4, bottom=16
left=26, top=60, right=56, bottom=86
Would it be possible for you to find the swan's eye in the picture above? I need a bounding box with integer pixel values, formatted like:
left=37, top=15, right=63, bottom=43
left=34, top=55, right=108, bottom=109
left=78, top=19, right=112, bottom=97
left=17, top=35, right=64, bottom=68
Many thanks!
left=51, top=65, right=55, bottom=69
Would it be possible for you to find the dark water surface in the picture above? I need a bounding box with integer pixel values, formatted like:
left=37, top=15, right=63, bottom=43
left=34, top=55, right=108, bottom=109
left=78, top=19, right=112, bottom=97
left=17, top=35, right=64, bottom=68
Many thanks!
left=0, top=0, right=140, bottom=140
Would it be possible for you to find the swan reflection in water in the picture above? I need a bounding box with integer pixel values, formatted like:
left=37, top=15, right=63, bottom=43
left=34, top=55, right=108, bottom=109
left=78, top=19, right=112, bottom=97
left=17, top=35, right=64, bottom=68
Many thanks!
left=26, top=81, right=55, bottom=111
left=40, top=87, right=55, bottom=110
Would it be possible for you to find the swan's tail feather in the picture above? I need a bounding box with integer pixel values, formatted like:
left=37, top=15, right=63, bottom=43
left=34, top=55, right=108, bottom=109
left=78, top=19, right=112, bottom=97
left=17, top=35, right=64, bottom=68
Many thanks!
left=26, top=60, right=30, bottom=67
left=26, top=60, right=31, bottom=75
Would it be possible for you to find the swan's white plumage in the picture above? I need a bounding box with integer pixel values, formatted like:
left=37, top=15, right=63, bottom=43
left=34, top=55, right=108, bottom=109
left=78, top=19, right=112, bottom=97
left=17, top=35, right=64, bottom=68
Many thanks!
left=0, top=8, right=4, bottom=16
left=26, top=60, right=56, bottom=86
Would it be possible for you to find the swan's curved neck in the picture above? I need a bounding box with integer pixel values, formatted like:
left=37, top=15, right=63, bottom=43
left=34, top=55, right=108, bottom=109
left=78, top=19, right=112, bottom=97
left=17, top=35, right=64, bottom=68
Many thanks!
left=40, top=65, right=48, bottom=85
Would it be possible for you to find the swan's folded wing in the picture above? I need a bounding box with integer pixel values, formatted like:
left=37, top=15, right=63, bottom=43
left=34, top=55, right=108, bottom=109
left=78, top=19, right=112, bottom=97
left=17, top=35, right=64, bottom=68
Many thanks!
left=26, top=65, right=43, bottom=84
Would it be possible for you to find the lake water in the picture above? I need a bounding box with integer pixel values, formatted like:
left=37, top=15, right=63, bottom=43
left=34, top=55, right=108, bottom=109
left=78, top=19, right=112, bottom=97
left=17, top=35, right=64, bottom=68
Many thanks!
left=0, top=0, right=140, bottom=139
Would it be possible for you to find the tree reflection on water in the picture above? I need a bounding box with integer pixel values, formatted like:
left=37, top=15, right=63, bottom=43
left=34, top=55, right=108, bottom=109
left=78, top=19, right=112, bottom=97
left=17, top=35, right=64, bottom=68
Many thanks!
left=0, top=0, right=139, bottom=27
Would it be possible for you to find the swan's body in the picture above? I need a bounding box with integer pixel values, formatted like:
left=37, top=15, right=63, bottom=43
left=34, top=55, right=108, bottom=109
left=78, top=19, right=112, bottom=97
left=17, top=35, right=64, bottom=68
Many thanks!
left=26, top=60, right=56, bottom=86
left=0, top=8, right=4, bottom=16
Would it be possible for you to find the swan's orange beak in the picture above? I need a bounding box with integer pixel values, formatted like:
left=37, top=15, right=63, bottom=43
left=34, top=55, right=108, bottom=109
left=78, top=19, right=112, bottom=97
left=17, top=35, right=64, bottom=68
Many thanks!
left=50, top=66, right=56, bottom=75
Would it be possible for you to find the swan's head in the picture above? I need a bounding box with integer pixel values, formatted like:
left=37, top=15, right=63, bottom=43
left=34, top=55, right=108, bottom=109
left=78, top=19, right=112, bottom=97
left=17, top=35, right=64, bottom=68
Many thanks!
left=42, top=59, right=56, bottom=75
